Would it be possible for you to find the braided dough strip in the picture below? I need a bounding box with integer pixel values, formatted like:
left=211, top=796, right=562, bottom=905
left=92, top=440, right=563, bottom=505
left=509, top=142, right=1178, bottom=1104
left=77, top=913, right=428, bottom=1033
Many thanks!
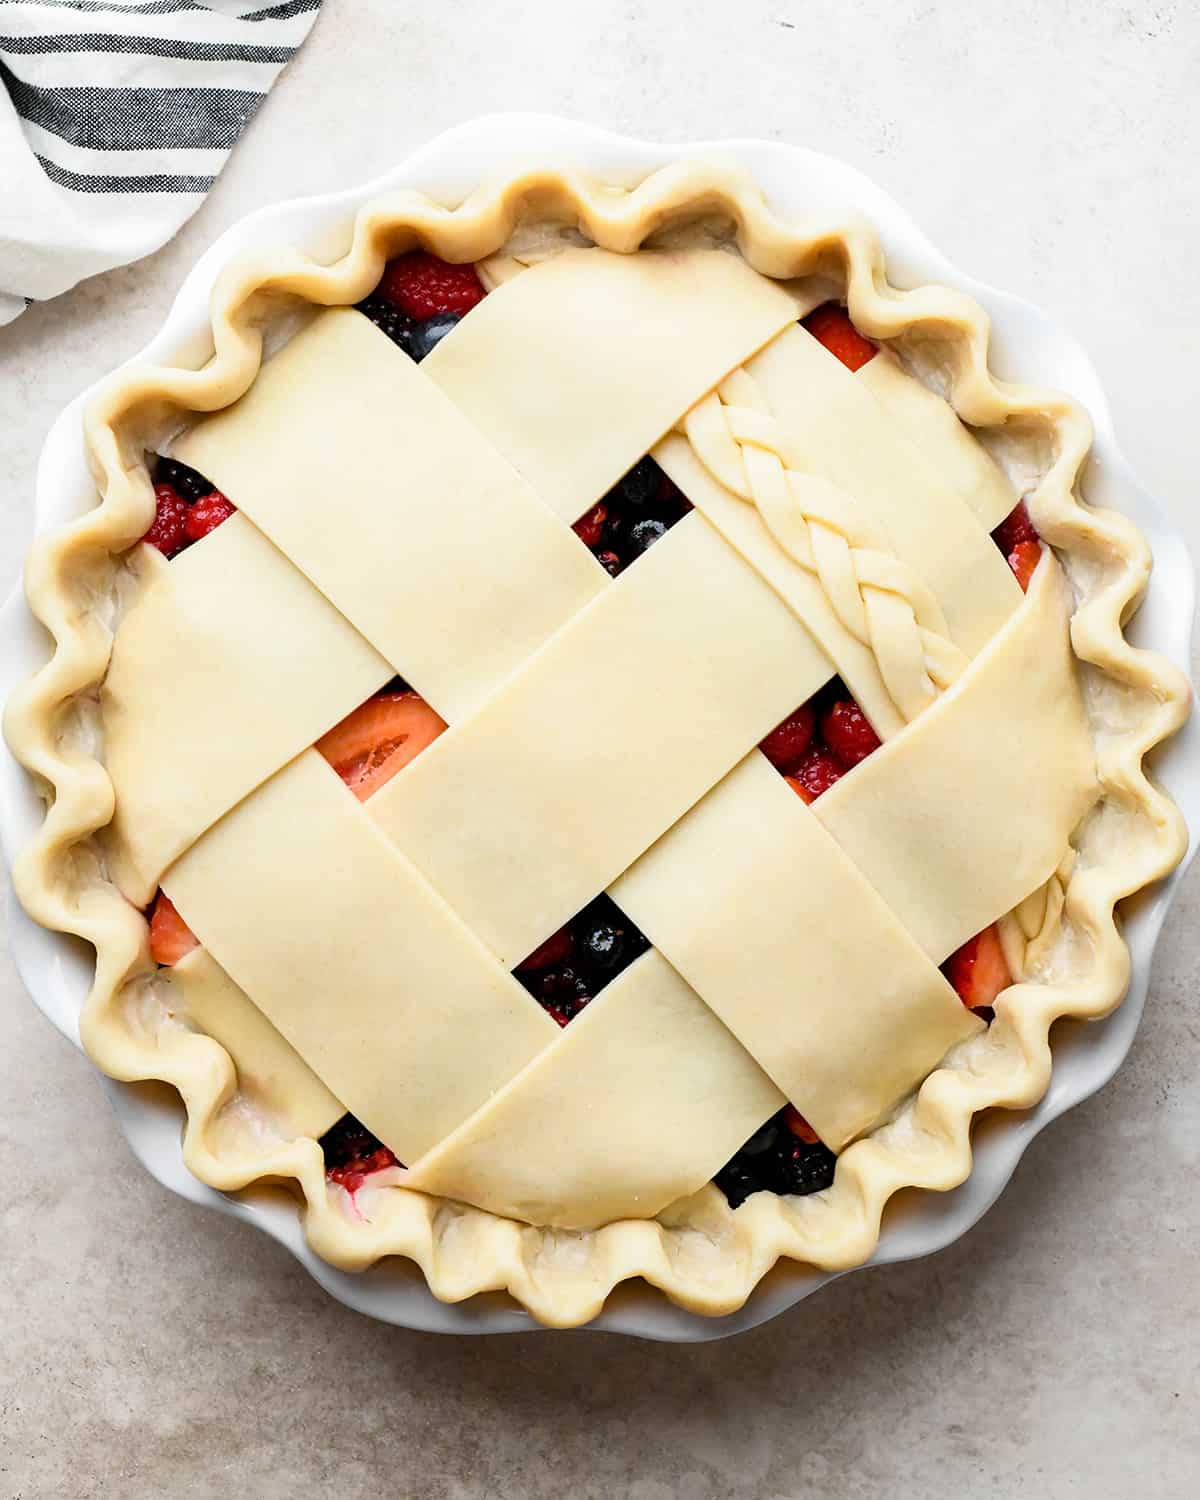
left=682, top=368, right=969, bottom=722
left=4, top=159, right=1189, bottom=1327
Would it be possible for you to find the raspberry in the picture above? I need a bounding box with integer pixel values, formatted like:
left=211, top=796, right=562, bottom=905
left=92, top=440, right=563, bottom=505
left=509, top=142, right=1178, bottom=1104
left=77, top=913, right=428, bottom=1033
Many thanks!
left=802, top=303, right=877, bottom=372
left=759, top=704, right=816, bottom=772
left=820, top=698, right=881, bottom=769
left=143, top=483, right=189, bottom=558
left=786, top=748, right=844, bottom=804
left=571, top=502, right=608, bottom=549
left=320, top=1114, right=401, bottom=1193
left=377, top=252, right=485, bottom=319
left=516, top=925, right=574, bottom=972
left=184, top=492, right=236, bottom=543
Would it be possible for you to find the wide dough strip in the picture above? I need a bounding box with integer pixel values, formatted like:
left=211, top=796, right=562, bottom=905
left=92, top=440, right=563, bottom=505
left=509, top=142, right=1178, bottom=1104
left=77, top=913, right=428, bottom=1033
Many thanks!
left=405, top=949, right=786, bottom=1229
left=422, top=245, right=802, bottom=520
left=610, top=752, right=981, bottom=1150
left=104, top=520, right=394, bottom=904
left=171, top=946, right=345, bottom=1142
left=174, top=308, right=608, bottom=725
left=162, top=749, right=561, bottom=1163
left=369, top=511, right=834, bottom=968
left=112, top=247, right=806, bottom=904
left=855, top=348, right=1017, bottom=533
left=744, top=323, right=1021, bottom=659
left=815, top=553, right=1097, bottom=962
left=653, top=430, right=902, bottom=740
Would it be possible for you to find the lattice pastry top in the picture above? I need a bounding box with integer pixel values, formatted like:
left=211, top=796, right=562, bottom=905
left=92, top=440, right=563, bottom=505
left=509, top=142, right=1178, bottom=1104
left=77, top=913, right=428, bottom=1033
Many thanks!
left=5, top=161, right=1189, bottom=1328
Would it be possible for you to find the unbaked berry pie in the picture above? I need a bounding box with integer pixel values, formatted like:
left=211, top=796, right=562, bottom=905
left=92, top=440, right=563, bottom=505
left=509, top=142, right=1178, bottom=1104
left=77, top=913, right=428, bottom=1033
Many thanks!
left=5, top=162, right=1188, bottom=1327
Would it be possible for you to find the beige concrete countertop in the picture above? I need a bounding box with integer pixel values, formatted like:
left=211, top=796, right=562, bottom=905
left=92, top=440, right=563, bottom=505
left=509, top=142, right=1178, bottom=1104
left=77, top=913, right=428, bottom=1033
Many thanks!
left=1, top=3, right=1197, bottom=1496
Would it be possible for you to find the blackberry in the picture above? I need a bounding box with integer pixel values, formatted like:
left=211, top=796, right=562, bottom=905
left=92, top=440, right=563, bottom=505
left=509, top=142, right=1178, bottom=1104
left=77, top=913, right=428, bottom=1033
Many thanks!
left=715, top=1110, right=837, bottom=1208
left=320, top=1112, right=386, bottom=1171
left=778, top=1141, right=837, bottom=1196
left=404, top=312, right=461, bottom=363
left=357, top=294, right=415, bottom=349
left=526, top=964, right=591, bottom=1023
left=714, top=1159, right=761, bottom=1210
left=153, top=454, right=215, bottom=503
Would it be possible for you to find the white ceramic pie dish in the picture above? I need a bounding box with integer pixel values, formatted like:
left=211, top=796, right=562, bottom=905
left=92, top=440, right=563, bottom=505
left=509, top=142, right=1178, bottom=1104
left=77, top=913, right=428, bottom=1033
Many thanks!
left=2, top=114, right=1196, bottom=1341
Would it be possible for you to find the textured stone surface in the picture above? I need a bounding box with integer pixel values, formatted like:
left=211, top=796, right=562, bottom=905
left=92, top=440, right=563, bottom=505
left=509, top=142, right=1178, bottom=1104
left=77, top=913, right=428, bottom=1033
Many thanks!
left=1, top=2, right=1198, bottom=1496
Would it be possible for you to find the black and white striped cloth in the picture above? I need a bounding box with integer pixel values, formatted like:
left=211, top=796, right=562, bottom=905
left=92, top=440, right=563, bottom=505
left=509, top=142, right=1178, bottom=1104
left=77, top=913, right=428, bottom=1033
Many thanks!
left=0, top=0, right=322, bottom=325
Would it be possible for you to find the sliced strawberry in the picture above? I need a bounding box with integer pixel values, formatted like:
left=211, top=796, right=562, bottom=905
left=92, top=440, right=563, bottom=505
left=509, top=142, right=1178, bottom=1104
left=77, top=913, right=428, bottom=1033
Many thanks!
left=820, top=698, right=881, bottom=769
left=183, top=491, right=236, bottom=543
left=1007, top=539, right=1041, bottom=592
left=572, top=501, right=608, bottom=549
left=759, top=703, right=816, bottom=772
left=143, top=483, right=190, bottom=558
left=148, top=891, right=198, bottom=966
left=785, top=748, right=845, bottom=804
left=992, top=500, right=1038, bottom=555
left=783, top=1104, right=820, bottom=1145
left=377, top=252, right=485, bottom=319
left=942, top=923, right=1011, bottom=1010
left=802, top=303, right=878, bottom=372
left=316, top=691, right=447, bottom=801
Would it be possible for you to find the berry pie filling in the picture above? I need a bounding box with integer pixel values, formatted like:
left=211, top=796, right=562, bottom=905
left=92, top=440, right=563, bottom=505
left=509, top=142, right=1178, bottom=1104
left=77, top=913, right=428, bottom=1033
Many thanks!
left=141, top=255, right=1040, bottom=1208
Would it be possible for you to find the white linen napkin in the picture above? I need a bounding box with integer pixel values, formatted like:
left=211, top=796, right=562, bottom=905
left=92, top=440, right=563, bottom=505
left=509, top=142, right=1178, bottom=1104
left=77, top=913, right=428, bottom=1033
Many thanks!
left=0, top=0, right=322, bottom=326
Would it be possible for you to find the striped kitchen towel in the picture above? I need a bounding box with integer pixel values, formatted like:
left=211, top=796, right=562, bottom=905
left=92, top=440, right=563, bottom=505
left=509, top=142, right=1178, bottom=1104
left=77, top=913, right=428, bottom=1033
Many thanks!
left=0, top=0, right=322, bottom=326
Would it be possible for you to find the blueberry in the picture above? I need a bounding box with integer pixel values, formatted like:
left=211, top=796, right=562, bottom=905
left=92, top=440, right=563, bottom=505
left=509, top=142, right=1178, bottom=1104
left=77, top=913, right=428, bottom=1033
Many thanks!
left=153, top=455, right=214, bottom=503
left=356, top=294, right=414, bottom=349
left=616, top=456, right=660, bottom=510
left=403, top=312, right=461, bottom=363
left=714, top=1160, right=761, bottom=1210
left=628, top=517, right=668, bottom=557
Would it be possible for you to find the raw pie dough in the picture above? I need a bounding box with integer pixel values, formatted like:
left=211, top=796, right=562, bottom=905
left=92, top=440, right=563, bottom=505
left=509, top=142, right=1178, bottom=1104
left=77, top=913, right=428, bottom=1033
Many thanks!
left=5, top=160, right=1188, bottom=1328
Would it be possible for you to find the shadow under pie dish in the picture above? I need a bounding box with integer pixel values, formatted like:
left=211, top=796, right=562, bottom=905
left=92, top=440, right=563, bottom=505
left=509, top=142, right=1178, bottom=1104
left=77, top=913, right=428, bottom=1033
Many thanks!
left=4, top=158, right=1189, bottom=1330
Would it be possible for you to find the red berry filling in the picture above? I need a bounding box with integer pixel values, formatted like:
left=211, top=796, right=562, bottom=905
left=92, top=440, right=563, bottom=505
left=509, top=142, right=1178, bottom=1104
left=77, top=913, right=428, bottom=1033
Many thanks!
left=568, top=458, right=693, bottom=578
left=140, top=457, right=236, bottom=559
left=942, top=923, right=1012, bottom=1016
left=315, top=688, right=446, bottom=802
left=319, top=1114, right=401, bottom=1193
left=147, top=891, right=198, bottom=966
left=758, top=703, right=816, bottom=772
left=514, top=893, right=650, bottom=1027
left=377, top=252, right=485, bottom=320
left=358, top=253, right=486, bottom=363
left=819, top=697, right=881, bottom=769
left=760, top=679, right=882, bottom=806
left=803, top=303, right=878, bottom=372
left=992, top=500, right=1042, bottom=591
